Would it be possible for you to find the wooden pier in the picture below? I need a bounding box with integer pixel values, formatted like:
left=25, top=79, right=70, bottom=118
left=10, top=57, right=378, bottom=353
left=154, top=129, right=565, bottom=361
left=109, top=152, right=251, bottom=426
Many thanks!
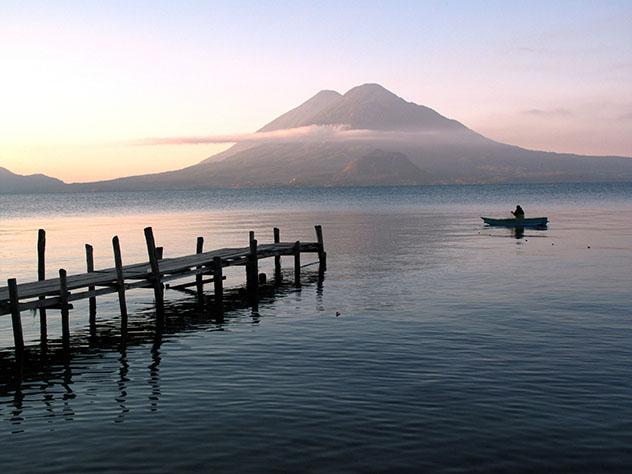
left=1, top=225, right=326, bottom=359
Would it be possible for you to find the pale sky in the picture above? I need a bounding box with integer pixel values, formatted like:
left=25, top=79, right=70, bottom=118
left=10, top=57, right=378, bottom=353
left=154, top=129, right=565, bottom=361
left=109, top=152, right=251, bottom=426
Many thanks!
left=1, top=0, right=632, bottom=182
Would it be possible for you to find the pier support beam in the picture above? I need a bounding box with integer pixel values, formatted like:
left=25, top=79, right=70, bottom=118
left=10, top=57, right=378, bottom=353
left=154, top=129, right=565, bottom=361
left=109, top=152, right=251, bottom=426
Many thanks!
left=273, top=227, right=281, bottom=283
left=196, top=237, right=204, bottom=306
left=144, top=227, right=165, bottom=326
left=315, top=225, right=327, bottom=272
left=37, top=229, right=47, bottom=344
left=294, top=241, right=301, bottom=288
left=59, top=269, right=70, bottom=350
left=8, top=278, right=24, bottom=359
left=1, top=225, right=322, bottom=346
left=246, top=232, right=258, bottom=304
left=213, top=256, right=224, bottom=315
left=85, top=244, right=97, bottom=329
left=112, top=236, right=128, bottom=336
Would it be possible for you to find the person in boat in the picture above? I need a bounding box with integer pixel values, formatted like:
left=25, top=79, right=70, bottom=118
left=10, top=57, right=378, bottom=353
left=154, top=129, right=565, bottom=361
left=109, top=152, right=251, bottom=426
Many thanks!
left=512, top=205, right=525, bottom=219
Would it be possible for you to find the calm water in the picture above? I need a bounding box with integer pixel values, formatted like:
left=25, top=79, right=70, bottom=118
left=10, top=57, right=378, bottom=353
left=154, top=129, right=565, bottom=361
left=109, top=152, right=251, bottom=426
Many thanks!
left=1, top=183, right=632, bottom=473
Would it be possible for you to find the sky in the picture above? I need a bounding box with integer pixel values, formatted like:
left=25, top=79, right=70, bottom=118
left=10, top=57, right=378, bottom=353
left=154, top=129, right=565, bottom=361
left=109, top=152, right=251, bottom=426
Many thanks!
left=1, top=0, right=632, bottom=182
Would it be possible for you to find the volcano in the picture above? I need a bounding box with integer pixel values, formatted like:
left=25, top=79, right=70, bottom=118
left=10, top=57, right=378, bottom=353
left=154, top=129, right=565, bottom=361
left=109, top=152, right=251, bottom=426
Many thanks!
left=5, top=83, right=632, bottom=193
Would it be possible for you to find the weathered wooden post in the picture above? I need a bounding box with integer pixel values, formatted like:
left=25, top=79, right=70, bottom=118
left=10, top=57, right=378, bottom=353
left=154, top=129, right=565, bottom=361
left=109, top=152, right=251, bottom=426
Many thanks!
left=213, top=256, right=224, bottom=315
left=144, top=227, right=165, bottom=325
left=196, top=237, right=204, bottom=305
left=85, top=244, right=97, bottom=322
left=8, top=279, right=24, bottom=359
left=37, top=229, right=47, bottom=343
left=273, top=227, right=281, bottom=283
left=294, top=241, right=301, bottom=287
left=247, top=232, right=258, bottom=302
left=59, top=269, right=70, bottom=348
left=112, top=236, right=128, bottom=335
left=155, top=247, right=164, bottom=260
left=314, top=225, right=327, bottom=271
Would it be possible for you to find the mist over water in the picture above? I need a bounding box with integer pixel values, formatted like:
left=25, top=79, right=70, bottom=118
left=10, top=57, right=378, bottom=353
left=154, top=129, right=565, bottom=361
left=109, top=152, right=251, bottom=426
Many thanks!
left=1, top=183, right=632, bottom=473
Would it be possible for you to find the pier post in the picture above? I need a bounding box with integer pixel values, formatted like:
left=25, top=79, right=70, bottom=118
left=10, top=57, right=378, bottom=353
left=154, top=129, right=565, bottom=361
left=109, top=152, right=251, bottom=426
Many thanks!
left=273, top=227, right=281, bottom=283
left=314, top=225, right=327, bottom=272
left=213, top=256, right=224, bottom=315
left=294, top=241, right=301, bottom=287
left=85, top=244, right=97, bottom=327
left=59, top=269, right=70, bottom=349
left=196, top=237, right=204, bottom=306
left=8, top=279, right=24, bottom=359
left=155, top=247, right=164, bottom=260
left=112, top=236, right=128, bottom=336
left=247, top=232, right=258, bottom=303
left=144, top=227, right=165, bottom=326
left=37, top=229, right=47, bottom=343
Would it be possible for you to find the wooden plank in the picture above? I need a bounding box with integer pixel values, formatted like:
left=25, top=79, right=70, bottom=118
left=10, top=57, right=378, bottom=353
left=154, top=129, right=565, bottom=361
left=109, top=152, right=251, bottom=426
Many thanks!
left=0, top=271, right=119, bottom=301
left=0, top=238, right=323, bottom=317
left=8, top=278, right=24, bottom=357
left=10, top=268, right=225, bottom=313
left=144, top=227, right=165, bottom=323
left=112, top=236, right=128, bottom=334
left=196, top=236, right=204, bottom=305
left=247, top=232, right=258, bottom=302
left=85, top=244, right=97, bottom=320
left=37, top=228, right=47, bottom=343
left=274, top=227, right=281, bottom=282
left=294, top=241, right=301, bottom=287
left=315, top=225, right=327, bottom=271
left=0, top=242, right=319, bottom=300
left=59, top=269, right=70, bottom=347
left=213, top=256, right=223, bottom=314
left=166, top=276, right=224, bottom=291
left=17, top=281, right=149, bottom=313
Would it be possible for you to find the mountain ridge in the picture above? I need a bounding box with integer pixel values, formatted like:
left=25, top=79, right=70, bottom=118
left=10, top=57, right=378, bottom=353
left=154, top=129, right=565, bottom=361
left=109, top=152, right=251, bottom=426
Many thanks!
left=0, top=167, right=66, bottom=194
left=2, top=83, right=632, bottom=193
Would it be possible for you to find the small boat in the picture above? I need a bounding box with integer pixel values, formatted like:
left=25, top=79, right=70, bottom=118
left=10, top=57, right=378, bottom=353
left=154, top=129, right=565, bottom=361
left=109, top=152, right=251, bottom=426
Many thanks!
left=481, top=217, right=548, bottom=228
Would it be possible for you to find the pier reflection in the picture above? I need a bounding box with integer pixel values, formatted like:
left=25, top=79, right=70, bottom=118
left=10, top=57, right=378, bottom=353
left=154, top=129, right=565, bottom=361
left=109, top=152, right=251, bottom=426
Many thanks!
left=115, top=349, right=130, bottom=423
left=148, top=337, right=161, bottom=412
left=0, top=270, right=323, bottom=428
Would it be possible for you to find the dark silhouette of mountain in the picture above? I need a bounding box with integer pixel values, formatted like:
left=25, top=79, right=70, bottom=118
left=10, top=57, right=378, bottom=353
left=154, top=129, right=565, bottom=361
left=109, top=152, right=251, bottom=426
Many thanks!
left=3, top=83, right=632, bottom=193
left=0, top=167, right=66, bottom=194
left=332, top=150, right=428, bottom=185
left=162, top=83, right=632, bottom=187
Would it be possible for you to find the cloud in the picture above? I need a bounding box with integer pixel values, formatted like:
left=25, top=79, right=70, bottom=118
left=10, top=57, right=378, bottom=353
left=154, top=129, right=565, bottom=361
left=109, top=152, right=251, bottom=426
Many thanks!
left=522, top=108, right=573, bottom=117
left=130, top=124, right=442, bottom=146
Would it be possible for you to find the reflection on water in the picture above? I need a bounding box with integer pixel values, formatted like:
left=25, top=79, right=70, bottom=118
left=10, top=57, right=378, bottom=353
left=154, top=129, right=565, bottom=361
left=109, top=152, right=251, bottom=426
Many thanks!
left=0, top=272, right=323, bottom=425
left=115, top=349, right=129, bottom=423
left=2, top=184, right=632, bottom=472
left=148, top=338, right=161, bottom=413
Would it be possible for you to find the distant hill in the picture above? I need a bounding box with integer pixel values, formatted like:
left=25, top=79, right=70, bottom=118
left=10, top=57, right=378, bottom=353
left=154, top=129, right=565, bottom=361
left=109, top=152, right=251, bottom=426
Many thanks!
left=0, top=167, right=65, bottom=194
left=79, top=83, right=632, bottom=190
left=3, top=83, right=632, bottom=193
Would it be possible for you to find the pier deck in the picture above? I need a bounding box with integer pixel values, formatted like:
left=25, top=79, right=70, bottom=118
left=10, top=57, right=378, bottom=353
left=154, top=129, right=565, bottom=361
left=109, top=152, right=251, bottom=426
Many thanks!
left=1, top=225, right=326, bottom=358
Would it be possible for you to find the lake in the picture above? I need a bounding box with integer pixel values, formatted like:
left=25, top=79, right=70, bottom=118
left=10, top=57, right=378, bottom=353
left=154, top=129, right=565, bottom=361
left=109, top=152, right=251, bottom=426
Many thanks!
left=1, top=183, right=632, bottom=473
